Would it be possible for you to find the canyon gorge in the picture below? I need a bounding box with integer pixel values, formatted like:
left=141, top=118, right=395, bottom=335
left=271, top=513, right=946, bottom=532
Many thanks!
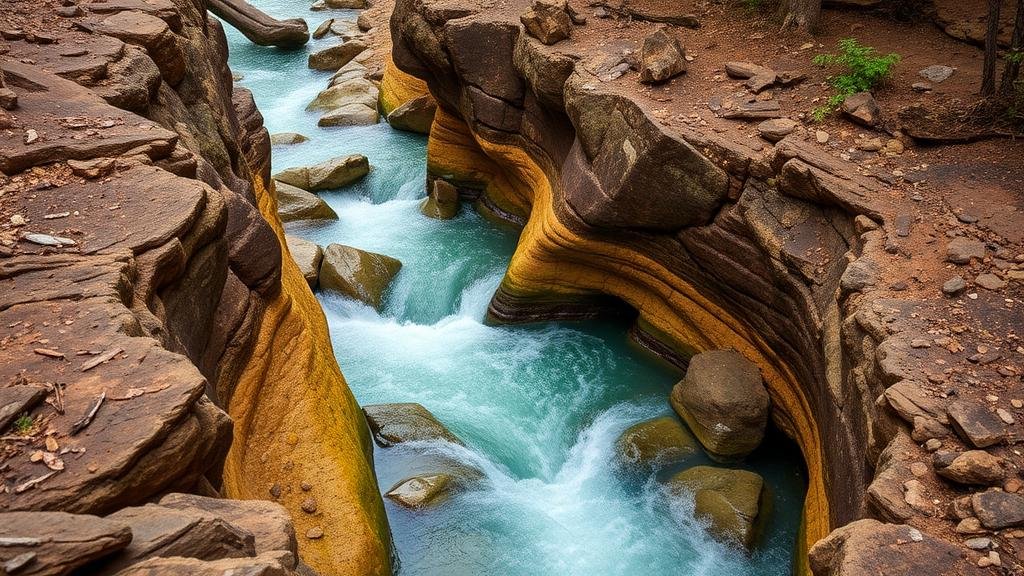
left=0, top=0, right=1023, bottom=573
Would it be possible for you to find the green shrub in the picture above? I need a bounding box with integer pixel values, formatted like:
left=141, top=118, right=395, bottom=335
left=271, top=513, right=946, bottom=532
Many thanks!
left=13, top=414, right=33, bottom=434
left=812, top=38, right=900, bottom=121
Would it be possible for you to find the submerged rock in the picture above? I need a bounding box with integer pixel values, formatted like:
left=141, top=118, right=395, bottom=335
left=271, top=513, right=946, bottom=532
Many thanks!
left=670, top=349, right=769, bottom=461
left=275, top=181, right=338, bottom=223
left=638, top=28, right=686, bottom=84
left=668, top=466, right=768, bottom=550
left=319, top=244, right=401, bottom=309
left=387, top=94, right=437, bottom=134
left=362, top=402, right=463, bottom=447
left=385, top=474, right=454, bottom=508
left=269, top=132, right=309, bottom=146
left=615, top=415, right=699, bottom=468
left=272, top=154, right=369, bottom=191
left=420, top=179, right=460, bottom=220
left=285, top=235, right=324, bottom=289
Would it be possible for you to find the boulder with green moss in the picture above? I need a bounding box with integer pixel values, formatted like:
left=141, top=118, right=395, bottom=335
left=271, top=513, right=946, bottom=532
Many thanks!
left=668, top=466, right=768, bottom=550
left=319, top=244, right=401, bottom=309
left=616, top=415, right=699, bottom=468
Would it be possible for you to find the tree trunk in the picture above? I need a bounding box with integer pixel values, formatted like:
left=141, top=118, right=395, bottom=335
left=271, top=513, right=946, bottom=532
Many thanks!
left=982, top=0, right=1003, bottom=96
left=778, top=0, right=821, bottom=31
left=998, top=0, right=1024, bottom=97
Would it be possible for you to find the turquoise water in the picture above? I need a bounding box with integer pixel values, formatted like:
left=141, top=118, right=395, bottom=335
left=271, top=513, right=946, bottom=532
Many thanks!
left=224, top=8, right=806, bottom=575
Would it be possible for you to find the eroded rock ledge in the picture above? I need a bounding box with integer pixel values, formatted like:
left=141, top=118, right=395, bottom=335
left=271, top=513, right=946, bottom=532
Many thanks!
left=388, top=0, right=1020, bottom=572
left=0, top=0, right=389, bottom=574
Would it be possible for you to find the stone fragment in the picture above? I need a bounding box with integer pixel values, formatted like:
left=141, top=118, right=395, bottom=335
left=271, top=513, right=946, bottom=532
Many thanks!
left=669, top=349, right=769, bottom=461
left=0, top=385, right=47, bottom=430
left=273, top=154, right=369, bottom=191
left=520, top=0, right=573, bottom=45
left=385, top=474, right=454, bottom=508
left=420, top=179, right=460, bottom=220
left=973, top=491, right=1024, bottom=530
left=668, top=466, right=767, bottom=550
left=0, top=87, right=17, bottom=110
left=67, top=157, right=115, bottom=179
left=919, top=65, right=955, bottom=83
left=269, top=132, right=309, bottom=146
left=946, top=237, right=986, bottom=264
left=638, top=28, right=686, bottom=84
left=301, top=498, right=318, bottom=513
left=809, top=519, right=963, bottom=576
left=720, top=100, right=781, bottom=120
left=943, top=275, right=967, bottom=296
left=925, top=438, right=943, bottom=452
left=947, top=401, right=1006, bottom=448
left=308, top=40, right=367, bottom=70
left=615, top=415, right=699, bottom=468
left=285, top=235, right=324, bottom=289
left=387, top=95, right=437, bottom=134
left=841, top=92, right=880, bottom=127
left=319, top=244, right=402, bottom=309
left=275, top=181, right=338, bottom=223
left=956, top=517, right=985, bottom=534
left=362, top=402, right=462, bottom=447
left=102, top=504, right=256, bottom=572
left=935, top=450, right=1006, bottom=485
left=157, top=493, right=298, bottom=557
left=723, top=61, right=771, bottom=79
left=975, top=273, right=1007, bottom=291
left=0, top=512, right=132, bottom=575
left=965, top=537, right=991, bottom=550
left=757, top=118, right=797, bottom=142
left=911, top=416, right=950, bottom=442
left=815, top=129, right=830, bottom=143
left=325, top=0, right=367, bottom=7
left=305, top=527, right=324, bottom=540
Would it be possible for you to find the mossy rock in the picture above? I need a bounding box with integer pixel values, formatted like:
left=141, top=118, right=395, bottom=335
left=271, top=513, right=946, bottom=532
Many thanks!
left=318, top=244, right=401, bottom=309
left=616, top=416, right=699, bottom=468
left=362, top=402, right=463, bottom=447
left=668, top=466, right=769, bottom=550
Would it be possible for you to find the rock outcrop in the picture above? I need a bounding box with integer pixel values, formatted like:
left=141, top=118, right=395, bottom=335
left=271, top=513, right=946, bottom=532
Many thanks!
left=0, top=0, right=391, bottom=573
left=385, top=0, right=1019, bottom=569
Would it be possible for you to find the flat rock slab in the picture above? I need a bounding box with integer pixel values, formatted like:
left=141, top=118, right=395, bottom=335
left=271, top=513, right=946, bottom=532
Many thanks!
left=947, top=400, right=1005, bottom=448
left=362, top=402, right=463, bottom=447
left=113, top=551, right=299, bottom=576
left=972, top=491, right=1024, bottom=529
left=809, top=519, right=974, bottom=576
left=0, top=511, right=132, bottom=574
left=157, top=493, right=298, bottom=558
left=0, top=61, right=178, bottom=174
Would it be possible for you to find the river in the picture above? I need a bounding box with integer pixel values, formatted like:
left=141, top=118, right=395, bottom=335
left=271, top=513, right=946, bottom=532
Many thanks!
left=224, top=5, right=806, bottom=574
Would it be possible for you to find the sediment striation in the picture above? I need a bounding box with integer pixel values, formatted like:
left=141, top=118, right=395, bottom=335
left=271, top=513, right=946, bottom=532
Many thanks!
left=387, top=0, right=1014, bottom=571
left=0, top=0, right=389, bottom=574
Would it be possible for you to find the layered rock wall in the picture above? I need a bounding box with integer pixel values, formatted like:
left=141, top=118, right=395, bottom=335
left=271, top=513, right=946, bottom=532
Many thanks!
left=0, top=1, right=389, bottom=573
left=388, top=0, right=916, bottom=563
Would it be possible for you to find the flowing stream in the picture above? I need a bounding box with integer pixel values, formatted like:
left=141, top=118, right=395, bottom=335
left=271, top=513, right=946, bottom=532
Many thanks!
left=225, top=7, right=807, bottom=574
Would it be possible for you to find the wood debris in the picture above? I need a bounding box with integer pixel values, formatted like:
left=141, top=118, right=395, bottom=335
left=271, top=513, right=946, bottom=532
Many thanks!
left=14, top=470, right=58, bottom=493
left=33, top=348, right=65, bottom=359
left=80, top=347, right=122, bottom=372
left=70, top=391, right=104, bottom=435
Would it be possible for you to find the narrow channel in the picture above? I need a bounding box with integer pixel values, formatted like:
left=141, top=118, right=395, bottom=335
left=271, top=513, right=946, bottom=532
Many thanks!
left=225, top=5, right=807, bottom=574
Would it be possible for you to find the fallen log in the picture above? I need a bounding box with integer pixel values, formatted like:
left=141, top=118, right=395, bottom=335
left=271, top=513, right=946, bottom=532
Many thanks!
left=208, top=0, right=309, bottom=49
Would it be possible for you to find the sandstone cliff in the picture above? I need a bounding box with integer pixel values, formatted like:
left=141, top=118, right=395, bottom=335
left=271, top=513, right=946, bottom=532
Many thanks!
left=0, top=0, right=390, bottom=574
left=387, top=0, right=1021, bottom=572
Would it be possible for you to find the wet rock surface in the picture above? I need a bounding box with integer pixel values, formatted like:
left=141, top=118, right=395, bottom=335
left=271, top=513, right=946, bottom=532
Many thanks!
left=668, top=466, right=768, bottom=550
left=319, top=244, right=402, bottom=309
left=362, top=402, right=463, bottom=447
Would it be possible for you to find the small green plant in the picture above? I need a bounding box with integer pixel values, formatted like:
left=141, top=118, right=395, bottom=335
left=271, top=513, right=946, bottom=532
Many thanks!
left=812, top=38, right=900, bottom=121
left=13, top=414, right=33, bottom=434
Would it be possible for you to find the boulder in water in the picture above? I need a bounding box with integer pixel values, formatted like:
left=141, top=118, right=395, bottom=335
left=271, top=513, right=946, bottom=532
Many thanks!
left=362, top=402, right=463, bottom=447
left=275, top=182, right=338, bottom=223
left=385, top=474, right=454, bottom=508
left=616, top=415, right=699, bottom=468
left=306, top=78, right=379, bottom=112
left=269, top=132, right=309, bottom=146
left=668, top=466, right=768, bottom=550
left=318, top=104, right=380, bottom=127
left=272, top=154, right=369, bottom=191
left=285, top=235, right=324, bottom=289
left=319, top=244, right=401, bottom=309
left=387, top=94, right=437, bottom=134
left=420, top=179, right=459, bottom=219
left=326, top=0, right=367, bottom=7
left=308, top=40, right=367, bottom=71
left=670, top=349, right=769, bottom=461
left=330, top=61, right=371, bottom=87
